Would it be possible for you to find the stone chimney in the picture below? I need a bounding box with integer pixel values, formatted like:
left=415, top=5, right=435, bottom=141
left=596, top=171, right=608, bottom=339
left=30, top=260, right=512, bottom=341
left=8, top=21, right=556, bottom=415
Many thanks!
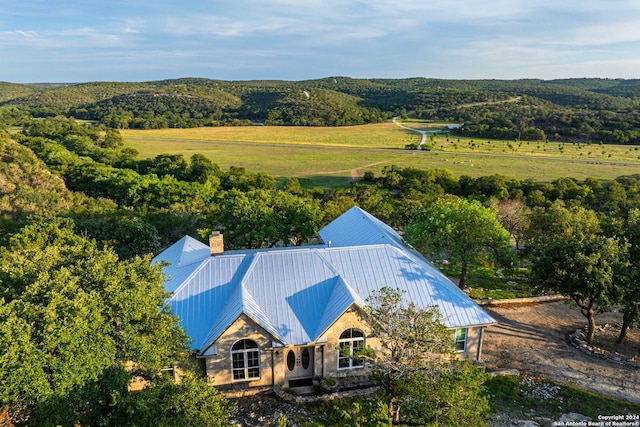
left=209, top=231, right=224, bottom=256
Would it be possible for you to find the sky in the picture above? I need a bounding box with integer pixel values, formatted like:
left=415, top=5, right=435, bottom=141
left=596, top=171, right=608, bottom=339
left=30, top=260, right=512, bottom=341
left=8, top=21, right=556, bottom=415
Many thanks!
left=2, top=0, right=640, bottom=83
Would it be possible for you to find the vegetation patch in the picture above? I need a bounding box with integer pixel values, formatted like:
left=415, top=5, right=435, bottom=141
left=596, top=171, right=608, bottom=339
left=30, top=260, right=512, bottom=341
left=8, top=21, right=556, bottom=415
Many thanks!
left=486, top=375, right=640, bottom=422
left=122, top=126, right=640, bottom=186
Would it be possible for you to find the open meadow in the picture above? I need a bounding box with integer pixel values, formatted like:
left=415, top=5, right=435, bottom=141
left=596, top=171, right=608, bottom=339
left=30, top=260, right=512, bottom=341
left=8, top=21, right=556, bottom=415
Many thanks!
left=121, top=121, right=640, bottom=188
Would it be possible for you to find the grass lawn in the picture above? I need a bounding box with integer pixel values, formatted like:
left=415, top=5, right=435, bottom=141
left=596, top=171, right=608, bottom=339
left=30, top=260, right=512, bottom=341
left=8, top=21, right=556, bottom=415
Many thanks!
left=122, top=122, right=419, bottom=149
left=437, top=264, right=534, bottom=300
left=121, top=123, right=640, bottom=188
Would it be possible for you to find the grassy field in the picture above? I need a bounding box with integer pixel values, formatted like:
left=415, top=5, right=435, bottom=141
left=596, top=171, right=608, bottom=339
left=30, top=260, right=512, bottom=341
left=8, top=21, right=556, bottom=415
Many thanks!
left=121, top=122, right=640, bottom=188
left=122, top=122, right=418, bottom=148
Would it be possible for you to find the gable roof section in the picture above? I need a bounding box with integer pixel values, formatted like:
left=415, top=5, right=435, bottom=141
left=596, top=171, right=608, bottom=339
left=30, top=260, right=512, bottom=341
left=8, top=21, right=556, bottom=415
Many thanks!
left=240, top=249, right=340, bottom=345
left=320, top=245, right=495, bottom=328
left=314, top=275, right=365, bottom=340
left=319, top=206, right=404, bottom=248
left=151, top=235, right=210, bottom=293
left=168, top=253, right=250, bottom=350
left=154, top=208, right=496, bottom=354
left=199, top=261, right=283, bottom=354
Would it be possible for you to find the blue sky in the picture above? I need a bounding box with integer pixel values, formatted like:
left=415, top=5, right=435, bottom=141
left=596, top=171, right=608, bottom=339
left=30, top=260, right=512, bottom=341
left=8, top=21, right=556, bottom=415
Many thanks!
left=2, top=0, right=640, bottom=83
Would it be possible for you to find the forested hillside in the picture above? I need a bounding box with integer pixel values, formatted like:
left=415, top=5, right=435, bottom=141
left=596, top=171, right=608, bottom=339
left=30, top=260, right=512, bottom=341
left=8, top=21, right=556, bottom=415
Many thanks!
left=0, top=133, right=81, bottom=237
left=2, top=77, right=640, bottom=142
left=2, top=104, right=640, bottom=424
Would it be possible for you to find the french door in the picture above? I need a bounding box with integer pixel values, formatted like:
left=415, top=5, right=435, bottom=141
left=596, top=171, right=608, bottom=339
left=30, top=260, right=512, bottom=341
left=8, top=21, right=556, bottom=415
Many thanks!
left=285, top=346, right=314, bottom=379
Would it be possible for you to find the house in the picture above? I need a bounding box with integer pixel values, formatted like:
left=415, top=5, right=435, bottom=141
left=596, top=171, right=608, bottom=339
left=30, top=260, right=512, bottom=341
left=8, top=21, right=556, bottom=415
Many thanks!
left=152, top=206, right=495, bottom=392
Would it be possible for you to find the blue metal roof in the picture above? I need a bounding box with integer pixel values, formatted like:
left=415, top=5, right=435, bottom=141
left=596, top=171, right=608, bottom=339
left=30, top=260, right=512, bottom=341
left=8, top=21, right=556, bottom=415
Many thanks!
left=152, top=235, right=210, bottom=293
left=154, top=209, right=496, bottom=353
left=319, top=206, right=405, bottom=248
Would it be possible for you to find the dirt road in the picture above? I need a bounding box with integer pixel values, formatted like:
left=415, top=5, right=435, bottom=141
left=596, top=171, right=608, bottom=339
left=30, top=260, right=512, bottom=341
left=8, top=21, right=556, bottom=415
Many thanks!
left=482, top=301, right=640, bottom=403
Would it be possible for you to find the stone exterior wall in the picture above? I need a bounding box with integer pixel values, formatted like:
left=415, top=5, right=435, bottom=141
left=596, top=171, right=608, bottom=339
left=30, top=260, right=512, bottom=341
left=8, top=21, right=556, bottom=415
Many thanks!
left=202, top=311, right=488, bottom=389
left=455, top=326, right=485, bottom=361
left=204, top=314, right=282, bottom=389
left=316, top=307, right=380, bottom=388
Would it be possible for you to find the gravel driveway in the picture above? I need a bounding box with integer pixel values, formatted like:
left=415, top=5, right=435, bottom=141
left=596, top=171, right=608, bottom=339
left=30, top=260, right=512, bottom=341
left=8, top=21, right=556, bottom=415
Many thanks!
left=481, top=301, right=640, bottom=404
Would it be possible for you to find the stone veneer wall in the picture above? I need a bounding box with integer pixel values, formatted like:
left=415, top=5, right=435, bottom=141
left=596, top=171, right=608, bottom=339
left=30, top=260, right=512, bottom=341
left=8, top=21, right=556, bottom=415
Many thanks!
left=457, top=326, right=485, bottom=361
left=204, top=314, right=282, bottom=389
left=317, top=308, right=380, bottom=388
left=203, top=311, right=488, bottom=390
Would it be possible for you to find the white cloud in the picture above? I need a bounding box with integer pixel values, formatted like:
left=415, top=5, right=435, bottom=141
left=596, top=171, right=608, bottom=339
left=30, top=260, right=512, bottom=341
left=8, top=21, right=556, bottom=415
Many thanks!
left=568, top=21, right=640, bottom=47
left=14, top=30, right=38, bottom=37
left=3, top=0, right=640, bottom=81
left=163, top=14, right=294, bottom=38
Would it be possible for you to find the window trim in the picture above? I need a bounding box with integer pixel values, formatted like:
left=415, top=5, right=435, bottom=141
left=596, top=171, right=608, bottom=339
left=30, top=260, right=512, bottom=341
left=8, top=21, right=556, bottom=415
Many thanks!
left=454, top=328, right=468, bottom=353
left=337, top=328, right=365, bottom=370
left=231, top=339, right=261, bottom=381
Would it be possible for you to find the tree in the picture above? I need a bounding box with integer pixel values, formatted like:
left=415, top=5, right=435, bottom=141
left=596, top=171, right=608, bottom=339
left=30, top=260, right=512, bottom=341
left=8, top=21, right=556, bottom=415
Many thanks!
left=525, top=201, right=601, bottom=245
left=363, top=287, right=489, bottom=426
left=216, top=188, right=278, bottom=249
left=80, top=368, right=234, bottom=427
left=142, top=153, right=189, bottom=180
left=271, top=190, right=323, bottom=246
left=616, top=208, right=640, bottom=344
left=0, top=136, right=75, bottom=238
left=216, top=188, right=322, bottom=248
left=495, top=199, right=530, bottom=250
left=405, top=196, right=513, bottom=289
left=0, top=222, right=232, bottom=425
left=526, top=203, right=625, bottom=344
left=72, top=213, right=161, bottom=259
left=186, top=153, right=221, bottom=183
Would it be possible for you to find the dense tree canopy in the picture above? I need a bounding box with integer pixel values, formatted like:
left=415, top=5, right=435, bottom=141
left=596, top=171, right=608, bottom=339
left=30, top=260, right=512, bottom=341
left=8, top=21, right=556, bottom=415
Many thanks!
left=2, top=104, right=640, bottom=423
left=364, top=287, right=489, bottom=426
left=610, top=208, right=640, bottom=344
left=405, top=196, right=513, bottom=289
left=526, top=203, right=626, bottom=344
left=4, top=77, right=640, bottom=139
left=215, top=188, right=323, bottom=248
left=0, top=222, right=232, bottom=425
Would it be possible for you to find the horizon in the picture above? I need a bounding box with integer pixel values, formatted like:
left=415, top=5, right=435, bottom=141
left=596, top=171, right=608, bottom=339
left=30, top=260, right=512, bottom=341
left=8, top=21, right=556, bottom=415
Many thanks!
left=2, top=1, right=640, bottom=83
left=6, top=75, right=639, bottom=86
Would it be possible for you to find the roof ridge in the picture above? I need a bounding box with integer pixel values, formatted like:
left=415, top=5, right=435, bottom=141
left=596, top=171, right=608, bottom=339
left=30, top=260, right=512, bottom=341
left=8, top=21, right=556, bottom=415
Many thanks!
left=177, top=235, right=209, bottom=267
left=199, top=252, right=288, bottom=352
left=313, top=275, right=365, bottom=341
left=238, top=283, right=284, bottom=343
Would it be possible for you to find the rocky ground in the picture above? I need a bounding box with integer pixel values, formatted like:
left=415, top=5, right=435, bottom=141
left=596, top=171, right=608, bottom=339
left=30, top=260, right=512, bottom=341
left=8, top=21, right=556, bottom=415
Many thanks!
left=482, top=301, right=640, bottom=404
left=229, top=301, right=640, bottom=426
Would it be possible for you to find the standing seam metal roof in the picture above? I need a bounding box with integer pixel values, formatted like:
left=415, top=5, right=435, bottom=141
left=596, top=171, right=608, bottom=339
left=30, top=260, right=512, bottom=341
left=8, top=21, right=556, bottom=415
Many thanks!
left=153, top=208, right=496, bottom=353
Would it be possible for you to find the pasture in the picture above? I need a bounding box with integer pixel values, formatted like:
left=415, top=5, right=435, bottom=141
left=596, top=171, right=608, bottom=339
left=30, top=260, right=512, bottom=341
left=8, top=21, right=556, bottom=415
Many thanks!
left=121, top=122, right=640, bottom=188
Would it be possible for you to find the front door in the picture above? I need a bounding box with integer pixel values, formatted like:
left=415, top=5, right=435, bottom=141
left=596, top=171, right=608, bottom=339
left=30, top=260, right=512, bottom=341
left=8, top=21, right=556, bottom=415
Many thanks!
left=285, top=346, right=314, bottom=379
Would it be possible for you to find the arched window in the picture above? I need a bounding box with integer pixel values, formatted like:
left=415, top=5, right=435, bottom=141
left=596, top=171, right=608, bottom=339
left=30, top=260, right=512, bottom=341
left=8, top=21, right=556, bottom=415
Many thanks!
left=338, top=328, right=365, bottom=369
left=231, top=339, right=260, bottom=380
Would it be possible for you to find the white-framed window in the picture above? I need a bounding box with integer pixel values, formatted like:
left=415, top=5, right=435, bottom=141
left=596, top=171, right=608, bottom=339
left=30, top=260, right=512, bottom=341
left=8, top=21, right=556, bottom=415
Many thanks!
left=338, top=328, right=365, bottom=369
left=454, top=328, right=468, bottom=352
left=231, top=339, right=260, bottom=380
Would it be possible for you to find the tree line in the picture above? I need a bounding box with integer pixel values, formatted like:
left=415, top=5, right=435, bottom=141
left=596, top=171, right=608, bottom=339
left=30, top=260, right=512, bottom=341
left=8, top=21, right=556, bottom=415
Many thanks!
left=5, top=116, right=639, bottom=342
left=2, top=77, right=640, bottom=141
left=2, top=115, right=640, bottom=425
